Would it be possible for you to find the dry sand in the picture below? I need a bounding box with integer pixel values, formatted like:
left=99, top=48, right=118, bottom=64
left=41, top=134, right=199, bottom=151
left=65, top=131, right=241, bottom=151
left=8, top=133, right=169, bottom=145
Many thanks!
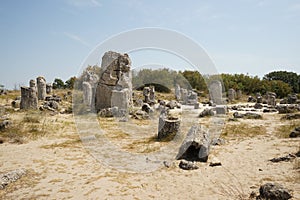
left=0, top=108, right=299, bottom=199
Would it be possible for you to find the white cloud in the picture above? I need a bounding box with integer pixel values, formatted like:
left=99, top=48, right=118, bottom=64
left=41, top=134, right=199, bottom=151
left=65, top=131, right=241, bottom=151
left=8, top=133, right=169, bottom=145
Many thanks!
left=63, top=32, right=90, bottom=47
left=66, top=0, right=102, bottom=8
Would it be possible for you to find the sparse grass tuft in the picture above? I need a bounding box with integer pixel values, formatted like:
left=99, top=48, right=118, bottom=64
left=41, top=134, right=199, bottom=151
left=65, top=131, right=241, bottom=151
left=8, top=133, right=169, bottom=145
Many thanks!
left=40, top=139, right=81, bottom=149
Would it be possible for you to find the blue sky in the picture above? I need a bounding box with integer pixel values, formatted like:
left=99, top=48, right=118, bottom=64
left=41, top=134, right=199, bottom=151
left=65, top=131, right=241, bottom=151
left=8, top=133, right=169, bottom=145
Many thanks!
left=0, top=0, right=299, bottom=89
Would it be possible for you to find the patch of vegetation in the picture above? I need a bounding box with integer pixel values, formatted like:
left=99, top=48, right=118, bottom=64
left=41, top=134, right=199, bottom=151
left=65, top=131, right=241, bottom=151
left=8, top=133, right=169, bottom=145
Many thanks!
left=275, top=121, right=300, bottom=138
left=222, top=123, right=266, bottom=138
left=40, top=139, right=81, bottom=149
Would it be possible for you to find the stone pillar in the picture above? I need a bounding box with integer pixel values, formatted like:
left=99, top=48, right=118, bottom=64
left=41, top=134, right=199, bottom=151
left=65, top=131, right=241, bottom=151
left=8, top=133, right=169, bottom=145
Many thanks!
left=209, top=80, right=223, bottom=105
left=267, top=92, right=276, bottom=106
left=175, top=84, right=181, bottom=101
left=180, top=88, right=188, bottom=104
left=149, top=85, right=155, bottom=102
left=29, top=79, right=37, bottom=91
left=228, top=88, right=236, bottom=102
left=143, top=87, right=150, bottom=103
left=158, top=112, right=181, bottom=141
left=95, top=51, right=132, bottom=112
left=46, top=83, right=52, bottom=94
left=187, top=90, right=198, bottom=105
left=82, top=81, right=92, bottom=107
left=20, top=87, right=38, bottom=109
left=255, top=92, right=262, bottom=103
left=36, top=76, right=46, bottom=100
left=236, top=90, right=242, bottom=100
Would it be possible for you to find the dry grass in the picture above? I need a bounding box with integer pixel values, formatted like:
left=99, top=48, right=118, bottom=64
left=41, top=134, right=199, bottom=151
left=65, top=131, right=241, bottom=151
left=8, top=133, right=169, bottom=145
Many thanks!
left=40, top=139, right=81, bottom=149
left=275, top=120, right=300, bottom=138
left=123, top=135, right=161, bottom=153
left=222, top=123, right=267, bottom=138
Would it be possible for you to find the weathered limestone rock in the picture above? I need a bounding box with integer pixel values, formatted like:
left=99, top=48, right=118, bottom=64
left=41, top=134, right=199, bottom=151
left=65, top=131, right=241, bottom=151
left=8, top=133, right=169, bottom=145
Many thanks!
left=256, top=92, right=263, bottom=103
left=143, top=87, right=150, bottom=103
left=254, top=103, right=263, bottom=109
left=29, top=79, right=37, bottom=91
left=267, top=92, right=277, bottom=106
left=175, top=84, right=181, bottom=101
left=158, top=112, right=181, bottom=141
left=209, top=80, right=223, bottom=105
left=98, top=107, right=118, bottom=117
left=276, top=104, right=299, bottom=114
left=149, top=85, right=155, bottom=102
left=131, top=110, right=149, bottom=120
left=20, top=87, right=38, bottom=109
left=82, top=81, right=92, bottom=107
left=216, top=105, right=227, bottom=114
left=187, top=90, right=198, bottom=105
left=36, top=76, right=46, bottom=100
left=269, top=153, right=296, bottom=162
left=248, top=96, right=256, bottom=102
left=179, top=160, right=199, bottom=170
left=233, top=112, right=262, bottom=119
left=83, top=70, right=99, bottom=110
left=180, top=88, right=188, bottom=104
left=111, top=89, right=130, bottom=110
left=257, top=183, right=292, bottom=200
left=166, top=100, right=181, bottom=109
left=0, top=169, right=26, bottom=190
left=228, top=88, right=236, bottom=102
left=46, top=83, right=52, bottom=94
left=95, top=51, right=132, bottom=112
left=287, top=94, right=297, bottom=104
left=236, top=90, right=242, bottom=100
left=209, top=156, right=222, bottom=167
left=289, top=127, right=300, bottom=138
left=281, top=113, right=300, bottom=120
left=198, top=108, right=214, bottom=118
left=176, top=125, right=210, bottom=162
left=141, top=103, right=152, bottom=113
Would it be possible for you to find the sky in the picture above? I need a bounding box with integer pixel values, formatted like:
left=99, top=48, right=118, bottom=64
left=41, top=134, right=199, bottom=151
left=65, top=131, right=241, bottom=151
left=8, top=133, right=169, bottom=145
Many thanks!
left=0, top=0, right=300, bottom=89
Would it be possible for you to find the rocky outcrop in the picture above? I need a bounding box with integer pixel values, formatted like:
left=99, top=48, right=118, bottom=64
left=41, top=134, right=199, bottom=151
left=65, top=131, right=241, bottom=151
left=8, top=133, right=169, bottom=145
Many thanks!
left=20, top=87, right=38, bottom=109
left=95, top=51, right=132, bottom=113
left=176, top=125, right=210, bottom=162
left=209, top=80, right=223, bottom=105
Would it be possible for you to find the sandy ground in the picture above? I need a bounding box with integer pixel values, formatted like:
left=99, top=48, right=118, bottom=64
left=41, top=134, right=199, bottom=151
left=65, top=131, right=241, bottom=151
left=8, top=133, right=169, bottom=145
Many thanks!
left=0, top=108, right=300, bottom=200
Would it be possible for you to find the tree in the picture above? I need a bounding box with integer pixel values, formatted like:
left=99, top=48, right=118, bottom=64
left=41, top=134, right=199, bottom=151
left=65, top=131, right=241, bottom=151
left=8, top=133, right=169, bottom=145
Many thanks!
left=180, top=70, right=207, bottom=91
left=263, top=71, right=300, bottom=93
left=52, top=78, right=65, bottom=89
left=65, top=76, right=76, bottom=89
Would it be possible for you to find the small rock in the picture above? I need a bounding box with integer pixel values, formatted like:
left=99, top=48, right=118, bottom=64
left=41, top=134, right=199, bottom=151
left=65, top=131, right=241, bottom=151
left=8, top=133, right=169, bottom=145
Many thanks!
left=257, top=183, right=292, bottom=200
left=211, top=138, right=225, bottom=145
left=209, top=157, right=222, bottom=167
left=269, top=154, right=296, bottom=163
left=0, top=169, right=26, bottom=190
left=289, top=127, right=300, bottom=138
left=179, top=160, right=199, bottom=170
left=199, top=108, right=215, bottom=117
left=163, top=161, right=172, bottom=168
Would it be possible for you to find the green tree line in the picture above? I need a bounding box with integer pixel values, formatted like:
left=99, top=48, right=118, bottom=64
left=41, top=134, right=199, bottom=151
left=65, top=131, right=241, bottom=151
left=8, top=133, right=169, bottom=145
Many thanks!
left=54, top=67, right=299, bottom=99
